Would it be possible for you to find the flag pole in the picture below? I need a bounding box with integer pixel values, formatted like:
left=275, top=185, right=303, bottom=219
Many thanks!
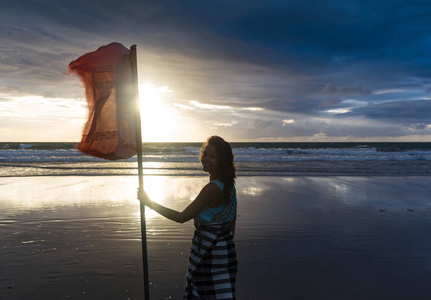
left=130, top=44, right=150, bottom=300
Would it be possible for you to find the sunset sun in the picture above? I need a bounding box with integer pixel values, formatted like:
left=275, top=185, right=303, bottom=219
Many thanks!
left=139, top=83, right=177, bottom=142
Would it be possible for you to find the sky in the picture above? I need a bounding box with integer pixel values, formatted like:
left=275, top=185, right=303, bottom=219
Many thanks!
left=1, top=0, right=431, bottom=142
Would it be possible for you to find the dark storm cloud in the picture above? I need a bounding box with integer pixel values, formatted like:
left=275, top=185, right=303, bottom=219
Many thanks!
left=3, top=0, right=431, bottom=83
left=347, top=100, right=431, bottom=122
left=322, top=84, right=372, bottom=96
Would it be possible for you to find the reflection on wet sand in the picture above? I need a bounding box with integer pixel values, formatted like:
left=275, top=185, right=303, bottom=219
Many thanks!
left=1, top=176, right=431, bottom=299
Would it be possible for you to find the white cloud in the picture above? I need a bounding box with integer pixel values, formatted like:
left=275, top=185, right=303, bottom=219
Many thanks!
left=213, top=122, right=237, bottom=127
left=0, top=94, right=86, bottom=120
left=242, top=107, right=263, bottom=111
left=326, top=108, right=351, bottom=114
left=189, top=100, right=232, bottom=110
left=282, top=119, right=295, bottom=126
left=173, top=103, right=194, bottom=111
left=372, top=89, right=406, bottom=95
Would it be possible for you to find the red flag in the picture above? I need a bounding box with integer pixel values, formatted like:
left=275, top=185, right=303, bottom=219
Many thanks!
left=68, top=42, right=137, bottom=160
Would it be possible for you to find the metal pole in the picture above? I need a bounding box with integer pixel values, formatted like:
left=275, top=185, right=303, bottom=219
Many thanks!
left=130, top=44, right=150, bottom=300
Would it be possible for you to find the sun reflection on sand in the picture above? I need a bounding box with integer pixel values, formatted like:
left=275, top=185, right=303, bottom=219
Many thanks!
left=139, top=177, right=168, bottom=220
left=0, top=177, right=137, bottom=209
left=131, top=176, right=210, bottom=224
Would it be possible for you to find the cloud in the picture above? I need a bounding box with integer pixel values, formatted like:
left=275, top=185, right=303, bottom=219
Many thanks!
left=1, top=0, right=431, bottom=141
left=323, top=84, right=372, bottom=96
left=282, top=119, right=295, bottom=126
left=318, top=99, right=342, bottom=108
left=346, top=100, right=431, bottom=122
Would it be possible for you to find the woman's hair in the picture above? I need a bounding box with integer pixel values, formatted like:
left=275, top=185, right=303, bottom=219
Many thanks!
left=200, top=136, right=236, bottom=202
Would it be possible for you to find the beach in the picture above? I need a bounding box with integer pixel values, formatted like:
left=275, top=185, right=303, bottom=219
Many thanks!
left=1, top=175, right=431, bottom=299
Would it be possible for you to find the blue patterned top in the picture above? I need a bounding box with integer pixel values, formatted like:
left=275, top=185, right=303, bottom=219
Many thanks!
left=194, top=180, right=237, bottom=224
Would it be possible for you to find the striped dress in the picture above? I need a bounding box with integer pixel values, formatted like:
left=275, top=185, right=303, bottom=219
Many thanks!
left=184, top=180, right=237, bottom=299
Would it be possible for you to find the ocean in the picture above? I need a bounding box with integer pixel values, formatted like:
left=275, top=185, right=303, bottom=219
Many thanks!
left=1, top=142, right=430, bottom=177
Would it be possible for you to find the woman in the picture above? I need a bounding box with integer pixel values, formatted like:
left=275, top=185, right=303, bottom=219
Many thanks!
left=138, top=136, right=238, bottom=299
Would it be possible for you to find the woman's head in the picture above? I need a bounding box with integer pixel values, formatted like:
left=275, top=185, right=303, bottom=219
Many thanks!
left=200, top=136, right=236, bottom=200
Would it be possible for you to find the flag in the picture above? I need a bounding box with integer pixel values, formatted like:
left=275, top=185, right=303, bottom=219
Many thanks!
left=68, top=42, right=137, bottom=160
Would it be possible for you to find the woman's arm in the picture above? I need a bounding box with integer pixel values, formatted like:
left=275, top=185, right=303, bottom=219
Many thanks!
left=138, top=183, right=222, bottom=223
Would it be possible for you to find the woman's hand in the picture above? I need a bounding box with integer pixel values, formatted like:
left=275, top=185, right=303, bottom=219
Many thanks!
left=137, top=188, right=152, bottom=206
left=135, top=182, right=219, bottom=223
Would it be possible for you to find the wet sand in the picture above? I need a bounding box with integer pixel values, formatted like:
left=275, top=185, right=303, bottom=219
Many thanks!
left=1, top=176, right=431, bottom=299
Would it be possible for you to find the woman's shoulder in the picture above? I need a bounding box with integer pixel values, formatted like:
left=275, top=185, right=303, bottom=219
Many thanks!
left=201, top=181, right=223, bottom=195
left=199, top=181, right=223, bottom=208
left=210, top=180, right=224, bottom=191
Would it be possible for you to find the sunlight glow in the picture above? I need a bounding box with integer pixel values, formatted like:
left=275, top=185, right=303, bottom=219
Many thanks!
left=139, top=83, right=178, bottom=142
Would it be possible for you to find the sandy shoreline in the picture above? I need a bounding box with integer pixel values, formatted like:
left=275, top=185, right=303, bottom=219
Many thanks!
left=1, top=176, right=431, bottom=299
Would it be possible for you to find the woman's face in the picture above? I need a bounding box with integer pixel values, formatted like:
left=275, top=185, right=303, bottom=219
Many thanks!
left=201, top=144, right=218, bottom=174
